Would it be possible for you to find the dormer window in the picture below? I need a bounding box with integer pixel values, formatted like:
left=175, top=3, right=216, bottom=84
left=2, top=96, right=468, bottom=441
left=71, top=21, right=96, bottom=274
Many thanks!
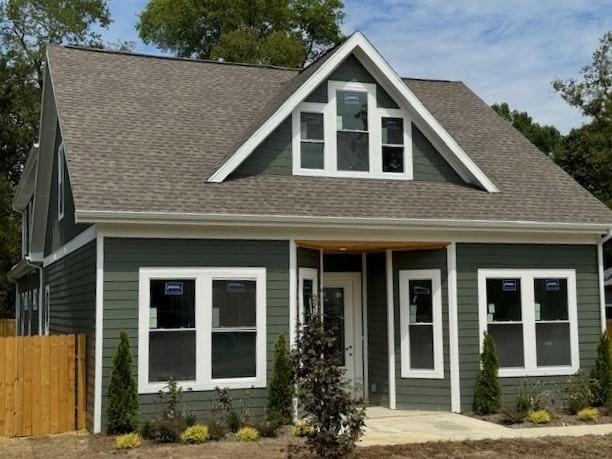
left=292, top=80, right=412, bottom=180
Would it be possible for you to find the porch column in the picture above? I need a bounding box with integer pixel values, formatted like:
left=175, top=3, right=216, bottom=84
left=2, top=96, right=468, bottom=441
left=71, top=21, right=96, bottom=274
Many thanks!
left=447, top=242, right=461, bottom=412
left=386, top=249, right=396, bottom=409
left=289, top=239, right=297, bottom=347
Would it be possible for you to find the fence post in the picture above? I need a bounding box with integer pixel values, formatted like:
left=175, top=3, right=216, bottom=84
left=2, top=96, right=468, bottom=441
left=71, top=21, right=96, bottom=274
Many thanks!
left=76, top=334, right=87, bottom=430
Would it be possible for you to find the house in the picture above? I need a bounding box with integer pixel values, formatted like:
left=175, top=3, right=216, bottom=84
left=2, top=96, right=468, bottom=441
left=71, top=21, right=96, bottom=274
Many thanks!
left=606, top=267, right=612, bottom=324
left=9, top=32, right=612, bottom=433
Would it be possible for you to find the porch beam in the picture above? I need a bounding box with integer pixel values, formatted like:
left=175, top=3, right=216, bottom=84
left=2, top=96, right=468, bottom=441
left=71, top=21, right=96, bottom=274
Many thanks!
left=386, top=249, right=396, bottom=409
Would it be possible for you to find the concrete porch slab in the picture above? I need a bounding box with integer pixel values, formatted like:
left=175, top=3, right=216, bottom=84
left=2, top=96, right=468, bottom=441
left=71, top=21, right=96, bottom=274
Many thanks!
left=360, top=407, right=612, bottom=446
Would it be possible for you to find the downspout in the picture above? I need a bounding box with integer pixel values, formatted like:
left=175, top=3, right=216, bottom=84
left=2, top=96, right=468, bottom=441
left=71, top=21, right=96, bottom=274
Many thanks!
left=598, top=230, right=612, bottom=333
left=24, top=256, right=44, bottom=336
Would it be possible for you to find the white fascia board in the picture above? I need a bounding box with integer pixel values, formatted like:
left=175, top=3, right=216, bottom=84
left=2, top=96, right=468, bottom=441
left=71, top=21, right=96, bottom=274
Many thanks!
left=208, top=32, right=498, bottom=192
left=76, top=209, right=612, bottom=235
left=12, top=145, right=39, bottom=210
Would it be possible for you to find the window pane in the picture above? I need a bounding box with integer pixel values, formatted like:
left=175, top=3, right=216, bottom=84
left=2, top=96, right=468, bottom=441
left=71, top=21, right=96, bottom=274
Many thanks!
left=150, top=279, right=195, bottom=329
left=383, top=146, right=404, bottom=173
left=488, top=324, right=524, bottom=367
left=409, top=324, right=434, bottom=369
left=486, top=278, right=521, bottom=322
left=337, top=91, right=368, bottom=131
left=409, top=279, right=433, bottom=323
left=212, top=332, right=256, bottom=378
left=149, top=330, right=196, bottom=381
left=337, top=131, right=369, bottom=171
left=213, top=280, right=256, bottom=328
left=323, top=287, right=346, bottom=365
left=536, top=323, right=571, bottom=366
left=300, top=112, right=324, bottom=140
left=302, top=279, right=314, bottom=322
left=534, top=278, right=568, bottom=321
left=382, top=118, right=403, bottom=145
left=300, top=142, right=324, bottom=169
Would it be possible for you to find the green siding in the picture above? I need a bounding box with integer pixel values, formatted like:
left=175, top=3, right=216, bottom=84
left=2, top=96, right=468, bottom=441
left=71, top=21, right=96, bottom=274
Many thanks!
left=366, top=252, right=388, bottom=406
left=305, top=54, right=399, bottom=109
left=232, top=117, right=292, bottom=177
left=102, top=238, right=289, bottom=428
left=16, top=272, right=39, bottom=336
left=45, top=240, right=97, bottom=431
left=412, top=124, right=464, bottom=183
left=393, top=249, right=451, bottom=410
left=44, top=122, right=90, bottom=256
left=456, top=244, right=601, bottom=412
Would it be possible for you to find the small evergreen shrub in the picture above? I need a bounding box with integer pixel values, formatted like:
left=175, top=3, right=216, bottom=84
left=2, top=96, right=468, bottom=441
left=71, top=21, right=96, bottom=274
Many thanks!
left=591, top=333, right=612, bottom=406
left=473, top=333, right=501, bottom=415
left=266, top=334, right=293, bottom=423
left=564, top=371, right=594, bottom=414
left=292, top=312, right=367, bottom=458
left=235, top=426, right=259, bottom=442
left=292, top=420, right=313, bottom=437
left=251, top=420, right=281, bottom=438
left=148, top=378, right=194, bottom=443
left=207, top=420, right=228, bottom=441
left=140, top=420, right=153, bottom=439
left=181, top=425, right=209, bottom=443
left=527, top=409, right=551, bottom=424
left=106, top=331, right=139, bottom=434
left=115, top=433, right=142, bottom=449
left=577, top=407, right=599, bottom=422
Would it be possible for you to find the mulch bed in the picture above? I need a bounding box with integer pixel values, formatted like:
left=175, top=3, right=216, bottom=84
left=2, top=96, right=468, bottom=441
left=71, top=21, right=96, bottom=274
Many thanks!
left=469, top=408, right=612, bottom=428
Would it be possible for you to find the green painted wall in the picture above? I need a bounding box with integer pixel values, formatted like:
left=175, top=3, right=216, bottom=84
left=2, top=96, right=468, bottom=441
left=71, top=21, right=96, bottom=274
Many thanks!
left=102, top=238, right=289, bottom=428
left=366, top=252, right=388, bottom=406
left=232, top=117, right=292, bottom=177
left=44, top=122, right=90, bottom=256
left=305, top=54, right=399, bottom=109
left=16, top=272, right=39, bottom=336
left=392, top=249, right=451, bottom=410
left=45, top=240, right=97, bottom=430
left=412, top=125, right=464, bottom=183
left=456, top=243, right=601, bottom=412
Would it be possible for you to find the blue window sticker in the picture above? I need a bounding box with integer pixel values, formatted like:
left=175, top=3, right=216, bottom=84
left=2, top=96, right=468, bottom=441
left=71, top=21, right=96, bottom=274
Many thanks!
left=164, top=281, right=184, bottom=295
left=413, top=286, right=431, bottom=295
left=545, top=279, right=560, bottom=291
left=226, top=281, right=245, bottom=293
left=343, top=93, right=361, bottom=104
left=502, top=279, right=517, bottom=292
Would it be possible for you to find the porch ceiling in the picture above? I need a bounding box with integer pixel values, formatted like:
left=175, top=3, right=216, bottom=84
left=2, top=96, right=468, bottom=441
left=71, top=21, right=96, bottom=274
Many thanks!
left=295, top=240, right=450, bottom=253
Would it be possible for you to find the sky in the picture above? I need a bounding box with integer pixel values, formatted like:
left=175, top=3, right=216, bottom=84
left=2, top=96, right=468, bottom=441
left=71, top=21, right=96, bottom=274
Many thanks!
left=101, top=0, right=612, bottom=133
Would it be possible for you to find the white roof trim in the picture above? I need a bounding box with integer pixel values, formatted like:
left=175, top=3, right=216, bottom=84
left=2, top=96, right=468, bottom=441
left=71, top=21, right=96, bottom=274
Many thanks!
left=208, top=32, right=499, bottom=192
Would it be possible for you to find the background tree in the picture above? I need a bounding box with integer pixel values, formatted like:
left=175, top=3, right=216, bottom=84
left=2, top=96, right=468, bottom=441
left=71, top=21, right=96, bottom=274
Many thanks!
left=136, top=0, right=345, bottom=68
left=491, top=102, right=562, bottom=156
left=0, top=0, right=112, bottom=318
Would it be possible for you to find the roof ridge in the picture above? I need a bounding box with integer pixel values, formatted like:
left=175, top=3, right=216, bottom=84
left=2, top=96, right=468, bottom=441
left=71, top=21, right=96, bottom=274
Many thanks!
left=55, top=44, right=301, bottom=72
left=402, top=76, right=459, bottom=83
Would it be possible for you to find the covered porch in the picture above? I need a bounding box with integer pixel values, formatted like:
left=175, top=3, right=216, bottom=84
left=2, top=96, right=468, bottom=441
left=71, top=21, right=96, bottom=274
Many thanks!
left=290, top=239, right=459, bottom=412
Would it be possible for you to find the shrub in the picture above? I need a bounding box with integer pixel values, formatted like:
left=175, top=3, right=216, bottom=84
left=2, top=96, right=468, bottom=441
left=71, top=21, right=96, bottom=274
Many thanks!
left=115, top=433, right=142, bottom=449
left=473, top=333, right=501, bottom=415
left=591, top=333, right=612, bottom=406
left=527, top=409, right=551, bottom=424
left=211, top=387, right=245, bottom=432
left=564, top=371, right=594, bottom=414
left=266, top=334, right=293, bottom=423
left=207, top=420, right=228, bottom=441
left=292, top=312, right=367, bottom=458
left=578, top=407, right=600, bottom=422
left=251, top=420, right=281, bottom=438
left=140, top=420, right=153, bottom=439
left=106, top=331, right=139, bottom=434
left=235, top=426, right=259, bottom=442
left=292, top=420, right=313, bottom=437
left=499, top=404, right=527, bottom=424
left=148, top=378, right=194, bottom=443
left=515, top=380, right=548, bottom=412
left=181, top=425, right=209, bottom=443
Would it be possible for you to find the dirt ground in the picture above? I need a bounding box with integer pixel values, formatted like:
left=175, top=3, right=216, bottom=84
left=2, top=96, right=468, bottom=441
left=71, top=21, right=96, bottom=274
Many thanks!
left=2, top=431, right=612, bottom=458
left=471, top=408, right=612, bottom=428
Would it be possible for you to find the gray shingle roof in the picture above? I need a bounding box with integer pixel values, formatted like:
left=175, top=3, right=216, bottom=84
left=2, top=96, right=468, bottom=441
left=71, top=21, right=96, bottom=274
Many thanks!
left=47, top=44, right=612, bottom=226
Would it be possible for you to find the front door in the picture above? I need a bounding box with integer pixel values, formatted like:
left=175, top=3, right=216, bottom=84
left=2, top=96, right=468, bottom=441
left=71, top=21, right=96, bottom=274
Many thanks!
left=323, top=272, right=363, bottom=396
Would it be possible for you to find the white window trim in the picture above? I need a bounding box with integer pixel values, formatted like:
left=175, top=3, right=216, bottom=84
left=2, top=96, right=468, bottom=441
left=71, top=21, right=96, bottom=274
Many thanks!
left=298, top=267, right=318, bottom=324
left=57, top=144, right=65, bottom=221
left=138, top=267, right=267, bottom=394
left=292, top=80, right=413, bottom=180
left=44, top=285, right=50, bottom=336
left=478, top=268, right=579, bottom=378
left=399, top=269, right=444, bottom=379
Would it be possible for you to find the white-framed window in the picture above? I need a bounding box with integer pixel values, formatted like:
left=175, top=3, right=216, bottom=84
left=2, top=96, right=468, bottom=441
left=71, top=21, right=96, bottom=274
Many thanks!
left=478, top=269, right=579, bottom=377
left=399, top=269, right=444, bottom=379
left=57, top=144, right=65, bottom=221
left=292, top=80, right=413, bottom=180
left=138, top=267, right=267, bottom=394
left=298, top=267, right=318, bottom=323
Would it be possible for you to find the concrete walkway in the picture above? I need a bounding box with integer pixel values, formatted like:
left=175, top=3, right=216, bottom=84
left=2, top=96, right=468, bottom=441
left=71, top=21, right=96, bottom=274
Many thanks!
left=360, top=407, right=612, bottom=446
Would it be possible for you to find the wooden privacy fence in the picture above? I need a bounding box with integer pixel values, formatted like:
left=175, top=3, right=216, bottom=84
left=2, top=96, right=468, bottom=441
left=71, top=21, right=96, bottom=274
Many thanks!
left=0, top=320, right=15, bottom=337
left=0, top=334, right=86, bottom=437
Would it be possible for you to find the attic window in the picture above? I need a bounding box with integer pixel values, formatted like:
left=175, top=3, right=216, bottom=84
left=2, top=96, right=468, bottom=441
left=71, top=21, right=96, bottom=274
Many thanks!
left=292, top=80, right=413, bottom=180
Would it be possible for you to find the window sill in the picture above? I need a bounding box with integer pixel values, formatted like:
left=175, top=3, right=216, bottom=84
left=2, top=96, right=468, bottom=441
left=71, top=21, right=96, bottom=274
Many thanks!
left=138, top=376, right=266, bottom=395
left=498, top=365, right=579, bottom=378
left=400, top=369, right=444, bottom=379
